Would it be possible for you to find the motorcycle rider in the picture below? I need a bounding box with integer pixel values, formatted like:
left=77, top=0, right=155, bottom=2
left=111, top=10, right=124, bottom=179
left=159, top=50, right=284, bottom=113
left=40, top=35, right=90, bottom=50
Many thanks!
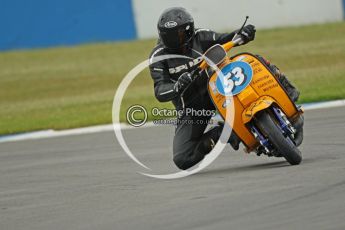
left=149, top=7, right=302, bottom=170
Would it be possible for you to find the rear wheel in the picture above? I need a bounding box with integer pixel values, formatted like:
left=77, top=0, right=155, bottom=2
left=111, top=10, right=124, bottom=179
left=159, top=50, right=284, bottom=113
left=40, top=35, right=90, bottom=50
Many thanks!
left=255, top=111, right=302, bottom=165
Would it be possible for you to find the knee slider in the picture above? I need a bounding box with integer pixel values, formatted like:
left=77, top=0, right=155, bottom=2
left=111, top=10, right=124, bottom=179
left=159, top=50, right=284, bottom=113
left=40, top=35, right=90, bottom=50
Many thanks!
left=173, top=154, right=190, bottom=170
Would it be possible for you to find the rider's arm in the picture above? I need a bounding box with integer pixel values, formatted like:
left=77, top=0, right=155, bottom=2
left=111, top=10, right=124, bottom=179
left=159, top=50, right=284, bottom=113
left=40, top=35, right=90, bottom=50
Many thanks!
left=214, top=30, right=239, bottom=44
left=149, top=58, right=178, bottom=102
left=217, top=25, right=256, bottom=45
left=197, top=25, right=255, bottom=48
left=196, top=29, right=238, bottom=48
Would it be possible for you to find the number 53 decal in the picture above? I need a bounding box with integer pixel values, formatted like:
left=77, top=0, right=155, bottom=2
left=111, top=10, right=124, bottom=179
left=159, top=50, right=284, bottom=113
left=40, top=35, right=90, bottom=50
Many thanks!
left=216, top=61, right=253, bottom=96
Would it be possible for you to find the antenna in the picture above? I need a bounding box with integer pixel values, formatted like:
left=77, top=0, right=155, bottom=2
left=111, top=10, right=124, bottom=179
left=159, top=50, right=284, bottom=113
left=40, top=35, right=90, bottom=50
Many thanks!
left=238, top=16, right=249, bottom=34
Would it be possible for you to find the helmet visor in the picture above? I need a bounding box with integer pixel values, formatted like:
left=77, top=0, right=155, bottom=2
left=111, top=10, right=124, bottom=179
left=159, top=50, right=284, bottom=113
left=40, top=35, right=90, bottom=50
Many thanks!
left=159, top=25, right=193, bottom=50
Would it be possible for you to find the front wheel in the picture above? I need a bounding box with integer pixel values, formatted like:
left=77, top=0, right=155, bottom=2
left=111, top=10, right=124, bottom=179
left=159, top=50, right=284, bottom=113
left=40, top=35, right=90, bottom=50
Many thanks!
left=255, top=111, right=302, bottom=165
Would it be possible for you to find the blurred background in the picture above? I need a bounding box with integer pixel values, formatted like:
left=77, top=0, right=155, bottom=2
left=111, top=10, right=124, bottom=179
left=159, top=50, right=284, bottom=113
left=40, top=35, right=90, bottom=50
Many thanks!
left=1, top=0, right=344, bottom=50
left=1, top=0, right=345, bottom=134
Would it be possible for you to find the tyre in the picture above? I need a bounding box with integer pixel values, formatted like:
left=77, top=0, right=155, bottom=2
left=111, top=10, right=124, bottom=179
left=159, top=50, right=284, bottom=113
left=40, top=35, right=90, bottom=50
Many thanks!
left=255, top=111, right=302, bottom=165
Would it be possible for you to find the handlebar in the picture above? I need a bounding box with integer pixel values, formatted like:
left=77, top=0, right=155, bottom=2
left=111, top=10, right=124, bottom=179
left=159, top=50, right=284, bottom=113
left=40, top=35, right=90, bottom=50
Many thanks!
left=199, top=36, right=243, bottom=70
left=198, top=16, right=248, bottom=70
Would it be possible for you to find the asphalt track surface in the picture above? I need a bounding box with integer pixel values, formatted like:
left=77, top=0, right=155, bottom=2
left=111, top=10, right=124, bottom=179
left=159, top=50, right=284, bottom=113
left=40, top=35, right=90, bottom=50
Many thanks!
left=1, top=106, right=345, bottom=230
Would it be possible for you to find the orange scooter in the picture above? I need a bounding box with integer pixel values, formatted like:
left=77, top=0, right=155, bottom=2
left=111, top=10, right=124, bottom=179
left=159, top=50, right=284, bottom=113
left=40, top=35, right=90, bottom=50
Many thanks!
left=196, top=18, right=304, bottom=165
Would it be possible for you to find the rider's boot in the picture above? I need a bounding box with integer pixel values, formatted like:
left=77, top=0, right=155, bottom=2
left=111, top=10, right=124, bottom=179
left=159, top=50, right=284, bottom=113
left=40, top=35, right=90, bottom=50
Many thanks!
left=195, top=124, right=241, bottom=157
left=229, top=131, right=240, bottom=150
left=292, top=115, right=304, bottom=147
left=193, top=126, right=221, bottom=158
left=216, top=121, right=240, bottom=150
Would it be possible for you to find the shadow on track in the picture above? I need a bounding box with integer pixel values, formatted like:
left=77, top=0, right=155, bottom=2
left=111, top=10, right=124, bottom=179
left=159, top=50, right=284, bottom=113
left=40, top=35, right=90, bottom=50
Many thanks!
left=198, top=157, right=316, bottom=176
left=198, top=160, right=289, bottom=176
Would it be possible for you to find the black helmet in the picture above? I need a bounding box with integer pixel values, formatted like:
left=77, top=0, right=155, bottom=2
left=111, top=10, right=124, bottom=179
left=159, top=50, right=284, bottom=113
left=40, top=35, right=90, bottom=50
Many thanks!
left=157, top=7, right=194, bottom=51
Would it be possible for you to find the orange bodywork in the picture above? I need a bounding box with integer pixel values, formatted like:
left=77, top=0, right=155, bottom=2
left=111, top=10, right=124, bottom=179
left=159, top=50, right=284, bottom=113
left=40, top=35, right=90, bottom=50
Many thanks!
left=207, top=53, right=301, bottom=152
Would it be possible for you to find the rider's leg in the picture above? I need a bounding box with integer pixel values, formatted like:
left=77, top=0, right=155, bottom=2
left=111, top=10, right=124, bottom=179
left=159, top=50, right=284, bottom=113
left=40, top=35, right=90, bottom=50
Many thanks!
left=256, top=55, right=300, bottom=102
left=173, top=116, right=239, bottom=170
left=172, top=115, right=214, bottom=170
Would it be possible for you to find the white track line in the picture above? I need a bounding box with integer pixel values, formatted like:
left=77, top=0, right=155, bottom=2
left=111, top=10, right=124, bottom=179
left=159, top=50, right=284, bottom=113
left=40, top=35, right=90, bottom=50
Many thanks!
left=302, top=99, right=345, bottom=110
left=1, top=99, right=345, bottom=143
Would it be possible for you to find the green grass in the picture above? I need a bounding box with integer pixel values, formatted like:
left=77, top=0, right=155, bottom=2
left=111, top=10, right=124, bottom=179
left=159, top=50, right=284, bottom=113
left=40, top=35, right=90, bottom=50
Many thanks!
left=1, top=22, right=345, bottom=135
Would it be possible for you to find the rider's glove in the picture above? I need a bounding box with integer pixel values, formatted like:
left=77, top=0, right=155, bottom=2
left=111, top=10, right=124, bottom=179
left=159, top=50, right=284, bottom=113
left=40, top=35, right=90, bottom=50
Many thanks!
left=174, top=72, right=193, bottom=93
left=240, top=24, right=256, bottom=44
